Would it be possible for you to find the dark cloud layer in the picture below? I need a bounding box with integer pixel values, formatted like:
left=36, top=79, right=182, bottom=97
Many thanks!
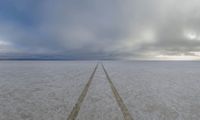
left=0, top=0, right=200, bottom=60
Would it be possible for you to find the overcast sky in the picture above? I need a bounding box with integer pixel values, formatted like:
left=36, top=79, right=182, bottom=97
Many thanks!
left=0, top=0, right=200, bottom=60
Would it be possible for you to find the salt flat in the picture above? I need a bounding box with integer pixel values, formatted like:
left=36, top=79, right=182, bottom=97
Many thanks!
left=0, top=61, right=95, bottom=120
left=104, top=61, right=200, bottom=120
left=0, top=61, right=200, bottom=120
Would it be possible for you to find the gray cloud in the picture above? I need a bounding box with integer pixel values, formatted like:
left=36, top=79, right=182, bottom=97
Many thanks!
left=0, top=0, right=200, bottom=60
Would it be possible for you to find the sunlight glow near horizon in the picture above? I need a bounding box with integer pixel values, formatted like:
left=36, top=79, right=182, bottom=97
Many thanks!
left=156, top=54, right=200, bottom=60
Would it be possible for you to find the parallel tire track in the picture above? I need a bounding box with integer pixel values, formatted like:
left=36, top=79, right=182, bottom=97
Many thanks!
left=67, top=64, right=98, bottom=120
left=102, top=64, right=134, bottom=120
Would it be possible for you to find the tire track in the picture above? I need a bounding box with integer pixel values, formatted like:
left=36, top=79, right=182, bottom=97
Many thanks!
left=67, top=64, right=98, bottom=120
left=102, top=64, right=134, bottom=120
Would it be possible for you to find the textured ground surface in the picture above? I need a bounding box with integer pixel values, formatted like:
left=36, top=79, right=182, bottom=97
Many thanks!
left=0, top=61, right=95, bottom=120
left=0, top=61, right=200, bottom=120
left=104, top=61, right=200, bottom=120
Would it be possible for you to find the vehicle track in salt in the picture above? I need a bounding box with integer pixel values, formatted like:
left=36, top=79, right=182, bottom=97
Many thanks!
left=67, top=64, right=98, bottom=120
left=102, top=64, right=134, bottom=120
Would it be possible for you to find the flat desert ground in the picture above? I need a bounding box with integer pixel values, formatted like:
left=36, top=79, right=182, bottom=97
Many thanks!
left=0, top=61, right=200, bottom=120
